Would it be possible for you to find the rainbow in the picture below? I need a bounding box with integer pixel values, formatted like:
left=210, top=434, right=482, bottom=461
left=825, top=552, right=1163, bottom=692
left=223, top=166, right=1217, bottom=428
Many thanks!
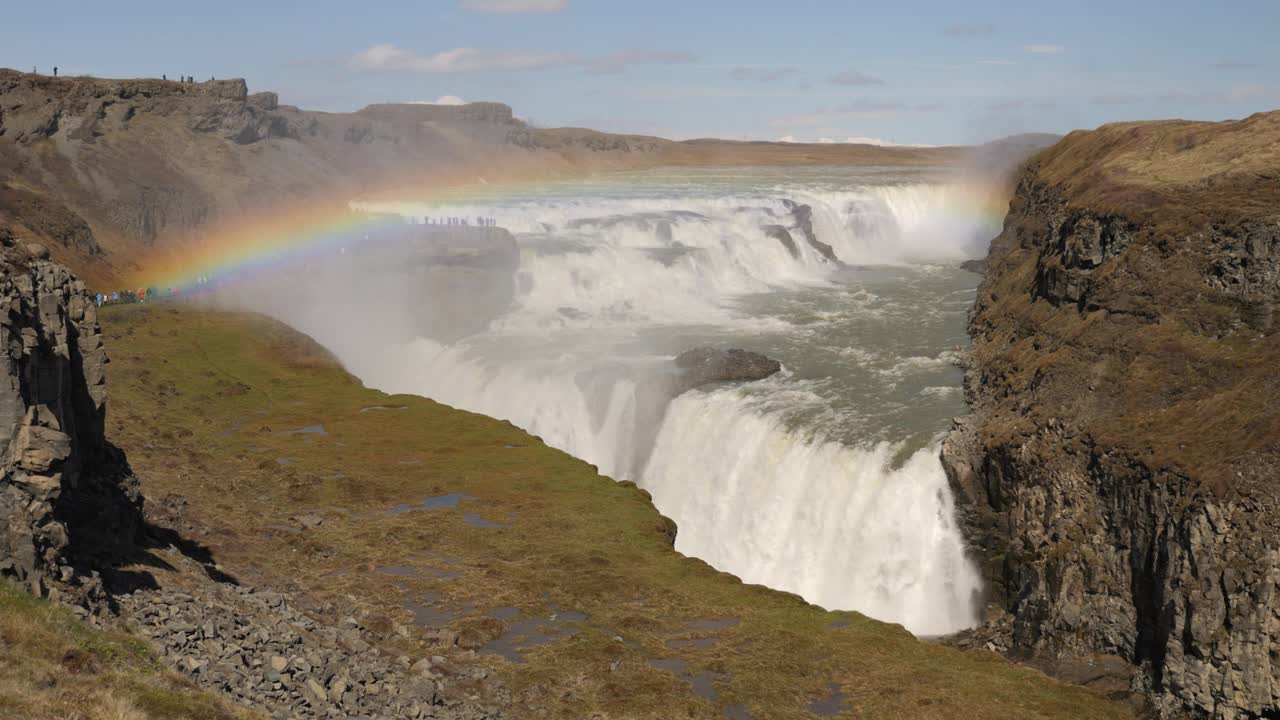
left=130, top=171, right=1013, bottom=295
left=130, top=176, right=571, bottom=294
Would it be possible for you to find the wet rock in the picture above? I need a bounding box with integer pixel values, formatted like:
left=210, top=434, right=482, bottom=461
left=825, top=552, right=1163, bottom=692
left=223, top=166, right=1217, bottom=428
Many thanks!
left=763, top=224, right=800, bottom=259
left=781, top=199, right=839, bottom=263
left=673, top=347, right=781, bottom=392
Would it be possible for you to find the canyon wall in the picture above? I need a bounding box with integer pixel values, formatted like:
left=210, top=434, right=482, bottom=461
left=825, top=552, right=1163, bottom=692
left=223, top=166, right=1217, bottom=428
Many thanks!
left=945, top=113, right=1280, bottom=718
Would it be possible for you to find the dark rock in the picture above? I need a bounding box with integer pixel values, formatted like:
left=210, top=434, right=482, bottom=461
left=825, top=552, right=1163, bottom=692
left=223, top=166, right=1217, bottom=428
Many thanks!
left=781, top=199, right=839, bottom=263
left=0, top=258, right=142, bottom=599
left=673, top=347, right=781, bottom=392
left=763, top=225, right=800, bottom=259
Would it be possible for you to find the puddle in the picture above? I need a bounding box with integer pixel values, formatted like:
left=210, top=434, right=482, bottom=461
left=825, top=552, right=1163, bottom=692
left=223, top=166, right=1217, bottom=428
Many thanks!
left=480, top=606, right=590, bottom=664
left=279, top=425, right=327, bottom=435
left=274, top=457, right=295, bottom=465
left=724, top=704, right=752, bottom=720
left=330, top=568, right=353, bottom=576
left=423, top=567, right=463, bottom=579
left=807, top=683, right=851, bottom=717
left=463, top=514, right=508, bottom=529
left=360, top=405, right=408, bottom=412
left=376, top=566, right=418, bottom=577
left=827, top=621, right=849, bottom=629
left=423, top=493, right=476, bottom=509
left=489, top=607, right=521, bottom=620
left=685, top=618, right=739, bottom=632
left=408, top=603, right=458, bottom=628
left=666, top=637, right=718, bottom=650
left=330, top=472, right=348, bottom=479
left=647, top=658, right=720, bottom=701
left=398, top=459, right=422, bottom=465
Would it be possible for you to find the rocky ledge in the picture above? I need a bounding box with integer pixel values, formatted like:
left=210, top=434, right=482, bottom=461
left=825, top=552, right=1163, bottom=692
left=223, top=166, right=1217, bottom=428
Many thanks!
left=943, top=113, right=1280, bottom=719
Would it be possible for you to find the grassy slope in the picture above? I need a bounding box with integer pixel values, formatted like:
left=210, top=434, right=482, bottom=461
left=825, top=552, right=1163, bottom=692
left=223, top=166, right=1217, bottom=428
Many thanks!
left=0, top=579, right=260, bottom=720
left=99, top=303, right=1130, bottom=720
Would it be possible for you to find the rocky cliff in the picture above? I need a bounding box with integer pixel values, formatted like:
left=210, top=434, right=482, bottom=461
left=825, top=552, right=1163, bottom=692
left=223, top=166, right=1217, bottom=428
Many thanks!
left=944, top=112, right=1280, bottom=718
left=0, top=241, right=142, bottom=603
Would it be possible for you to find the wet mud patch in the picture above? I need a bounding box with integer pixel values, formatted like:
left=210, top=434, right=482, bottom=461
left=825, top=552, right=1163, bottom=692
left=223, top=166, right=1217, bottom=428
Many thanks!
left=807, top=683, right=851, bottom=717
left=647, top=657, right=721, bottom=701
left=479, top=605, right=590, bottom=664
left=279, top=424, right=328, bottom=435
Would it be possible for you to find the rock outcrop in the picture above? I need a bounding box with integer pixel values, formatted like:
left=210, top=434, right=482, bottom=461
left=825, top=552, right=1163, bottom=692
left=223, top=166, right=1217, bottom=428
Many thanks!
left=944, top=113, right=1280, bottom=719
left=781, top=199, right=840, bottom=263
left=673, top=347, right=781, bottom=392
left=0, top=250, right=141, bottom=600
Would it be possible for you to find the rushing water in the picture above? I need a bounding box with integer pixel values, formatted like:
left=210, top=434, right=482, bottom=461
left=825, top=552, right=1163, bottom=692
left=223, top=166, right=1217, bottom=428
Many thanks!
left=267, top=166, right=993, bottom=636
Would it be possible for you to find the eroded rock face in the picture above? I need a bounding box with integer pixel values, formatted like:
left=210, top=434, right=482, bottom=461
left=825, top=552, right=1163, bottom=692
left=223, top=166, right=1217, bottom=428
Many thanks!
left=673, top=347, right=781, bottom=392
left=781, top=199, right=839, bottom=263
left=946, top=169, right=1280, bottom=718
left=0, top=256, right=141, bottom=598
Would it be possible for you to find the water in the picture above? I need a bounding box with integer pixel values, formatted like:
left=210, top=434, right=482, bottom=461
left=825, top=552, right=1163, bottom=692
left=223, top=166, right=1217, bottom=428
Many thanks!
left=246, top=166, right=992, bottom=636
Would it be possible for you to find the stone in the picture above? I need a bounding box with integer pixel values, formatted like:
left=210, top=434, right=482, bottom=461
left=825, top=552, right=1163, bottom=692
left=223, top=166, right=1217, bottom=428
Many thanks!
left=24, top=243, right=49, bottom=260
left=672, top=347, right=781, bottom=392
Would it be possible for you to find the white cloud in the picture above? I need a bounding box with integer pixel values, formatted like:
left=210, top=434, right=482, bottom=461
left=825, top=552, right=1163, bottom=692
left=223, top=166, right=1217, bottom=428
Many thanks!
left=351, top=45, right=571, bottom=73
left=844, top=136, right=936, bottom=148
left=1023, top=44, right=1064, bottom=54
left=817, top=137, right=836, bottom=143
left=349, top=44, right=692, bottom=75
left=409, top=95, right=468, bottom=105
left=779, top=135, right=801, bottom=143
left=829, top=69, right=885, bottom=86
left=460, top=0, right=566, bottom=13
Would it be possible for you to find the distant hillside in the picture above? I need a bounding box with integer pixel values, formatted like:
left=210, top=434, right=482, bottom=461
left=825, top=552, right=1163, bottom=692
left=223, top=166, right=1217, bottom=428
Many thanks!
left=0, top=69, right=960, bottom=285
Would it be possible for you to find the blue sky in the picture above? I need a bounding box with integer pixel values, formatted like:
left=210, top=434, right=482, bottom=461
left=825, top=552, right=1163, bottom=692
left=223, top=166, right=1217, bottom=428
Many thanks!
left=4, top=0, right=1277, bottom=145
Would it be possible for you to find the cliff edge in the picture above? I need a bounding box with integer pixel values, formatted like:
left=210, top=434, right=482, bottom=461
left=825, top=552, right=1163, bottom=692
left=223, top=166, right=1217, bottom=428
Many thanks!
left=0, top=239, right=142, bottom=604
left=944, top=112, right=1280, bottom=718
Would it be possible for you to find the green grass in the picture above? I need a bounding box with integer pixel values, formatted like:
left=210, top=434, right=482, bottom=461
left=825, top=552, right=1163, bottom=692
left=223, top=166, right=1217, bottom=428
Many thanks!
left=0, top=578, right=259, bottom=720
left=99, top=303, right=1132, bottom=720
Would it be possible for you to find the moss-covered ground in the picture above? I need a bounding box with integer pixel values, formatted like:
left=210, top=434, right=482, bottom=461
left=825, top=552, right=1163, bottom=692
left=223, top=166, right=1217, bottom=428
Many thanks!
left=98, top=303, right=1131, bottom=720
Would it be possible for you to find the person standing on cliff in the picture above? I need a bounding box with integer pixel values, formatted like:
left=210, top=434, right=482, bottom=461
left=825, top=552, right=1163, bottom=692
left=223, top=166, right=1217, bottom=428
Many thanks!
left=53, top=67, right=58, bottom=77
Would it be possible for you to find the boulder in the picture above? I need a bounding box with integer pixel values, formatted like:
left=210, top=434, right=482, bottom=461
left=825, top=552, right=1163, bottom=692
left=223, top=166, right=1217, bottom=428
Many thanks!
left=673, top=347, right=781, bottom=391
